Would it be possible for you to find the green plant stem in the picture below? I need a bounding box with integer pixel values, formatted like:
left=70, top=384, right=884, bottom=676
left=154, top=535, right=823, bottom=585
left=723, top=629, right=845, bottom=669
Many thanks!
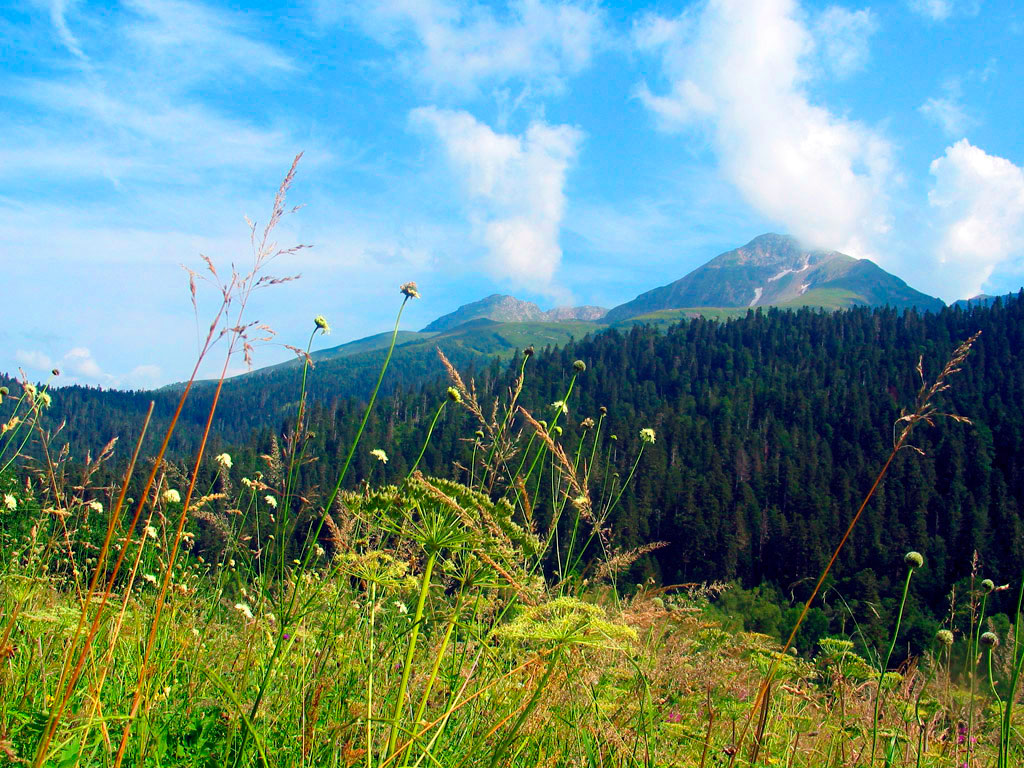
left=488, top=647, right=563, bottom=768
left=386, top=550, right=437, bottom=760
left=409, top=401, right=447, bottom=478
left=367, top=581, right=376, bottom=768
left=871, top=566, right=915, bottom=764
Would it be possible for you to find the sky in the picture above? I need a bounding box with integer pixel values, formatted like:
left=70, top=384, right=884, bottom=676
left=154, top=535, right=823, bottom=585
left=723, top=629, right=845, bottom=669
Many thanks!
left=2, top=0, right=1023, bottom=389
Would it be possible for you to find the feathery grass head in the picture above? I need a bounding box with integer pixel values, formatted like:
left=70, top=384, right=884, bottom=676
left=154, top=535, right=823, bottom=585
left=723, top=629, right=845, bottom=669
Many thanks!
left=314, top=314, right=330, bottom=334
left=937, top=629, right=954, bottom=646
left=399, top=281, right=421, bottom=299
left=573, top=359, right=586, bottom=372
left=904, top=551, right=924, bottom=569
left=980, top=631, right=999, bottom=648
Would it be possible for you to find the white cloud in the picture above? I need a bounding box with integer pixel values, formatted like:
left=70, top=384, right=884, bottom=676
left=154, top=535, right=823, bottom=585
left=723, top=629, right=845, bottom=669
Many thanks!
left=909, top=0, right=953, bottom=20
left=633, top=0, right=893, bottom=258
left=410, top=106, right=582, bottom=287
left=928, top=139, right=1024, bottom=299
left=920, top=95, right=975, bottom=137
left=16, top=349, right=55, bottom=372
left=48, top=0, right=87, bottom=60
left=813, top=6, right=876, bottom=78
left=341, top=0, right=603, bottom=94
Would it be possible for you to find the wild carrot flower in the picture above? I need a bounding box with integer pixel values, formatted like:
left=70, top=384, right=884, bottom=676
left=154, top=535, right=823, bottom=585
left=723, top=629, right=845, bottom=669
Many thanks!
left=640, top=427, right=656, bottom=444
left=400, top=282, right=421, bottom=299
left=370, top=448, right=388, bottom=463
left=265, top=495, right=278, bottom=509
left=3, top=494, right=15, bottom=511
left=314, top=315, right=331, bottom=334
left=87, top=500, right=103, bottom=514
left=162, top=489, right=181, bottom=504
left=214, top=453, right=233, bottom=469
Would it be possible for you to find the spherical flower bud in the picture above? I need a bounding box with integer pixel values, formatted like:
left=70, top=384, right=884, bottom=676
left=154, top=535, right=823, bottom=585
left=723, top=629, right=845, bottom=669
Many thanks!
left=599, top=405, right=607, bottom=415
left=980, top=631, right=999, bottom=648
left=981, top=578, right=995, bottom=594
left=162, top=489, right=181, bottom=504
left=640, top=427, right=656, bottom=444
left=904, top=551, right=924, bottom=569
left=936, top=629, right=954, bottom=647
left=51, top=368, right=60, bottom=377
left=446, top=387, right=462, bottom=403
left=399, top=281, right=421, bottom=299
left=314, top=315, right=331, bottom=334
left=573, top=359, right=586, bottom=372
left=552, top=425, right=562, bottom=437
left=524, top=345, right=535, bottom=357
left=475, top=429, right=485, bottom=439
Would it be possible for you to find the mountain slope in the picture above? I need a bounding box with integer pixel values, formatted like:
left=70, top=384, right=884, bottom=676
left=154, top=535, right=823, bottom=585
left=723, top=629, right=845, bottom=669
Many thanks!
left=604, top=234, right=944, bottom=322
left=423, top=294, right=607, bottom=332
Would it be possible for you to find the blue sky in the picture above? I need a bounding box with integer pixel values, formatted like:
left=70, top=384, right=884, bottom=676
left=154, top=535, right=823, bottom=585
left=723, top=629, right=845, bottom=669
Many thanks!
left=2, top=0, right=1023, bottom=388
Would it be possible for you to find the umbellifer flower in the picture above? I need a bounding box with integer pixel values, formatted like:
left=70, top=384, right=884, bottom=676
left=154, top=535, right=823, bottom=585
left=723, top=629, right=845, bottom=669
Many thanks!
left=551, top=400, right=568, bottom=415
left=936, top=629, right=954, bottom=646
left=904, top=551, right=924, bottom=569
left=314, top=315, right=331, bottom=334
left=370, top=448, right=388, bottom=464
left=3, top=494, right=15, bottom=511
left=400, top=282, right=421, bottom=299
left=640, top=428, right=656, bottom=444
left=214, top=452, right=233, bottom=469
left=87, top=500, right=103, bottom=514
left=265, top=495, right=278, bottom=509
left=162, top=489, right=181, bottom=504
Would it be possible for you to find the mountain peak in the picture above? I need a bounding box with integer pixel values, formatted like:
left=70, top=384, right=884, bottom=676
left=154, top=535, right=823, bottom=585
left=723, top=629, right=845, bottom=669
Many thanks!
left=421, top=294, right=607, bottom=333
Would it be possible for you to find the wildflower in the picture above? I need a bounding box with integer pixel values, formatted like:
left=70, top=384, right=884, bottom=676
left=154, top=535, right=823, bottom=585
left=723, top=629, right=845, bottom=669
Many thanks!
left=980, top=631, right=999, bottom=648
left=144, top=525, right=158, bottom=539
left=234, top=603, right=254, bottom=621
left=904, top=551, right=924, bottom=569
left=393, top=600, right=408, bottom=614
left=22, top=382, right=36, bottom=403
left=162, top=489, right=181, bottom=504
left=446, top=386, right=462, bottom=403
left=38, top=392, right=52, bottom=408
left=981, top=578, right=995, bottom=593
left=573, top=359, right=586, bottom=372
left=370, top=448, right=388, bottom=464
left=640, top=427, right=656, bottom=444
left=599, top=405, right=607, bottom=415
left=87, top=500, right=103, bottom=514
left=214, top=453, right=233, bottom=469
left=580, top=417, right=595, bottom=429
left=524, top=345, right=534, bottom=357
left=265, top=495, right=278, bottom=509
left=572, top=495, right=589, bottom=509
left=3, top=494, right=15, bottom=512
left=551, top=400, right=568, bottom=415
left=314, top=315, right=331, bottom=334
left=0, top=386, right=7, bottom=404
left=552, top=425, right=562, bottom=437
left=241, top=477, right=255, bottom=488
left=474, top=429, right=485, bottom=439
left=142, top=573, right=158, bottom=586
left=2, top=417, right=20, bottom=434
left=399, top=281, right=421, bottom=299
left=936, top=629, right=954, bottom=646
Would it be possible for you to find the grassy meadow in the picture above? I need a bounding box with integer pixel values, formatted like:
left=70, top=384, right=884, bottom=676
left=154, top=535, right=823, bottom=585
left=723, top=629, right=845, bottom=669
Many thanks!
left=1, top=164, right=1022, bottom=768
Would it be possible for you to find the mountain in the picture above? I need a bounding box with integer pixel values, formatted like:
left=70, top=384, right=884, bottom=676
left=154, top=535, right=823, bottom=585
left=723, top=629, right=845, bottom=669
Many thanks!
left=422, top=294, right=607, bottom=332
left=604, top=234, right=944, bottom=323
left=952, top=290, right=1024, bottom=310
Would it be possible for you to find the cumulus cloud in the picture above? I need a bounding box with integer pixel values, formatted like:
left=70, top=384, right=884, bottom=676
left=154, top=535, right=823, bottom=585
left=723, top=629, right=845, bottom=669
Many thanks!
left=928, top=140, right=1024, bottom=298
left=340, top=0, right=603, bottom=94
left=410, top=106, right=582, bottom=287
left=633, top=0, right=893, bottom=258
left=15, top=349, right=55, bottom=372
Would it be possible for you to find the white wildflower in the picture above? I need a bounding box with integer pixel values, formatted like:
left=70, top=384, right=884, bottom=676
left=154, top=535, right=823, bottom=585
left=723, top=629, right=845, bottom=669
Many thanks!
left=234, top=603, right=254, bottom=620
left=214, top=453, right=232, bottom=469
left=142, top=573, right=158, bottom=586
left=162, top=489, right=181, bottom=504
left=144, top=525, right=158, bottom=539
left=370, top=448, right=388, bottom=464
left=640, top=428, right=656, bottom=444
left=3, top=494, right=16, bottom=511
left=265, top=495, right=278, bottom=509
left=551, top=400, right=568, bottom=415
left=394, top=600, right=408, bottom=614
left=87, top=500, right=103, bottom=514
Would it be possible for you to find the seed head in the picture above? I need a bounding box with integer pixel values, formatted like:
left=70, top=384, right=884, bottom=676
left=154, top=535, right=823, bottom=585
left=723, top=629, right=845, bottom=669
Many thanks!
left=265, top=494, right=278, bottom=509
left=573, top=359, right=586, bottom=372
left=599, top=405, right=607, bottom=415
left=87, top=500, right=103, bottom=514
left=980, top=631, right=999, bottom=648
left=581, top=417, right=595, bottom=429
left=400, top=281, right=421, bottom=299
left=981, top=578, right=995, bottom=594
left=38, top=392, right=52, bottom=408
left=936, top=629, right=954, bottom=647
left=314, top=315, right=331, bottom=334
left=640, top=427, right=656, bottom=444
left=551, top=400, right=568, bottom=415
left=3, top=494, right=15, bottom=511
left=904, top=551, right=924, bottom=569
left=447, top=386, right=462, bottom=403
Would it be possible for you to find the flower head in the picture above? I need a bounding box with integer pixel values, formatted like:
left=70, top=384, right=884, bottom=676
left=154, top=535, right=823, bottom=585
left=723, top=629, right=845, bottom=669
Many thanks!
left=981, top=578, right=995, bottom=593
left=234, top=603, right=254, bottom=621
left=936, top=629, right=954, bottom=647
left=370, top=448, right=388, bottom=464
left=38, top=392, right=52, bottom=409
left=265, top=494, right=278, bottom=509
left=640, top=427, right=656, bottom=444
left=0, top=386, right=8, bottom=404
left=87, top=500, right=103, bottom=514
left=3, top=494, right=15, bottom=512
left=142, top=573, right=158, bottom=586
left=162, top=489, right=181, bottom=504
left=580, top=417, right=595, bottom=429
left=314, top=315, right=331, bottom=334
left=551, top=400, right=568, bottom=415
left=573, top=359, right=586, bottom=373
left=524, top=345, right=535, bottom=357
left=400, top=281, right=421, bottom=299
left=446, top=387, right=462, bottom=403
left=980, top=631, right=999, bottom=648
left=904, top=551, right=924, bottom=569
left=144, top=525, right=158, bottom=540
left=214, top=452, right=233, bottom=469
